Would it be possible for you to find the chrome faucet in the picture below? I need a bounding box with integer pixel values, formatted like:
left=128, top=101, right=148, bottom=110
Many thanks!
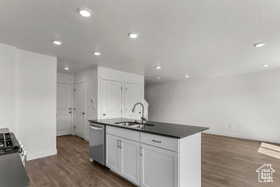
left=132, top=102, right=146, bottom=124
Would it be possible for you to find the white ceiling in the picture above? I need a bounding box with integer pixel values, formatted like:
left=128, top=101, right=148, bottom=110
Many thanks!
left=1, top=0, right=280, bottom=82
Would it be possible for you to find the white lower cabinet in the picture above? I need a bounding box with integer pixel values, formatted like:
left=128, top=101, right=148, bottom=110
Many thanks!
left=106, top=135, right=121, bottom=174
left=106, top=134, right=140, bottom=185
left=120, top=139, right=140, bottom=185
left=140, top=144, right=178, bottom=187
left=106, top=126, right=201, bottom=187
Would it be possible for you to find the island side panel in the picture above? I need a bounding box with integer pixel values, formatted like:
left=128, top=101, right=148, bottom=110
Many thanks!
left=179, top=133, right=201, bottom=187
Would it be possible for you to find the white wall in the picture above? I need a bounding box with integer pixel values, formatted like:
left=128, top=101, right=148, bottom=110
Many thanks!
left=146, top=69, right=280, bottom=143
left=58, top=72, right=74, bottom=84
left=0, top=44, right=16, bottom=131
left=0, top=43, right=57, bottom=160
left=15, top=49, right=57, bottom=160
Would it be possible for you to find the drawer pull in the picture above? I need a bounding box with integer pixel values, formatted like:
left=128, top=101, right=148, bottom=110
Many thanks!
left=152, top=139, right=162, bottom=144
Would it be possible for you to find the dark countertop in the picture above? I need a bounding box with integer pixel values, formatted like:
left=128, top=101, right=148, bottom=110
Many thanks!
left=89, top=118, right=209, bottom=139
left=0, top=153, right=29, bottom=187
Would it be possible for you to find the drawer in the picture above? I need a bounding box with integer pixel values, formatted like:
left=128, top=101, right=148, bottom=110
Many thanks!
left=107, top=126, right=140, bottom=142
left=140, top=133, right=178, bottom=152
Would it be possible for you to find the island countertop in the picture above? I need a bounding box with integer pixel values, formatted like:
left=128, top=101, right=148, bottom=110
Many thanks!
left=89, top=118, right=208, bottom=139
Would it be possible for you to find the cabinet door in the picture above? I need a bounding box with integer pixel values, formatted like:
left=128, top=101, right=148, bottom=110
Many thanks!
left=120, top=139, right=140, bottom=185
left=124, top=82, right=143, bottom=119
left=106, top=135, right=121, bottom=174
left=99, top=79, right=123, bottom=119
left=140, top=145, right=178, bottom=187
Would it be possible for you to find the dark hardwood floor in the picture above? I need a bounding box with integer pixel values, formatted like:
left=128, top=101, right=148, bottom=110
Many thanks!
left=26, top=134, right=280, bottom=187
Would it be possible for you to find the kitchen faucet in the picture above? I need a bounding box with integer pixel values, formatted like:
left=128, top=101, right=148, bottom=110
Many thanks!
left=132, top=102, right=147, bottom=124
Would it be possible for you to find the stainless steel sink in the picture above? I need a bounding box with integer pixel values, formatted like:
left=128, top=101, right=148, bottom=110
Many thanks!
left=114, top=121, right=155, bottom=129
left=114, top=121, right=144, bottom=128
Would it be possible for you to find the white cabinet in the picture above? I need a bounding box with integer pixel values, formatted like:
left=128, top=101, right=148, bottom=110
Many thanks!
left=106, top=133, right=140, bottom=185
left=120, top=139, right=140, bottom=185
left=97, top=67, right=144, bottom=120
left=106, top=134, right=121, bottom=174
left=106, top=126, right=202, bottom=187
left=123, top=81, right=144, bottom=119
left=140, top=144, right=178, bottom=187
left=99, top=79, right=123, bottom=119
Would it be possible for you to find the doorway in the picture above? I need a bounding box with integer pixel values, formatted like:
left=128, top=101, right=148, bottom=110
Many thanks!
left=74, top=82, right=88, bottom=140
left=57, top=82, right=73, bottom=136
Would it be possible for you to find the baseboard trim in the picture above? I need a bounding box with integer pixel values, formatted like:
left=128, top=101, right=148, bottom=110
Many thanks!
left=204, top=132, right=280, bottom=144
left=27, top=148, right=57, bottom=161
left=57, top=129, right=73, bottom=136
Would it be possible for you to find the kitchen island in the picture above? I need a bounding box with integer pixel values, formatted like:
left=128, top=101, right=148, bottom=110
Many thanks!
left=89, top=118, right=208, bottom=187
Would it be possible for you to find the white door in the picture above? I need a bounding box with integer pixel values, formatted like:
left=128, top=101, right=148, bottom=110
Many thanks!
left=74, top=82, right=87, bottom=139
left=140, top=145, right=178, bottom=187
left=106, top=135, right=121, bottom=174
left=57, top=83, right=73, bottom=136
left=124, top=82, right=143, bottom=119
left=99, top=79, right=123, bottom=119
left=120, top=139, right=140, bottom=185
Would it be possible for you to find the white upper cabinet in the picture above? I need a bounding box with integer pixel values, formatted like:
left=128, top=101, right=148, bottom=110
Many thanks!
left=97, top=67, right=144, bottom=119
left=123, top=81, right=144, bottom=119
left=99, top=79, right=123, bottom=119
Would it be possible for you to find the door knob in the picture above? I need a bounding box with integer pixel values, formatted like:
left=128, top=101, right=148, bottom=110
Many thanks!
left=82, top=112, right=86, bottom=115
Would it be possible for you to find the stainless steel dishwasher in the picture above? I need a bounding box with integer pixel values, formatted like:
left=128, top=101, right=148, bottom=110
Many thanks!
left=89, top=123, right=106, bottom=166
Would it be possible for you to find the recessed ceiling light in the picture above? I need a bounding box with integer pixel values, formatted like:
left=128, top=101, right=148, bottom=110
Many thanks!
left=64, top=67, right=69, bottom=71
left=128, top=32, right=139, bottom=39
left=155, top=65, right=161, bottom=70
left=78, top=8, right=92, bottom=18
left=185, top=74, right=190, bottom=79
left=254, top=42, right=265, bottom=48
left=263, top=64, right=269, bottom=68
left=93, top=51, right=101, bottom=56
left=53, top=40, right=62, bottom=46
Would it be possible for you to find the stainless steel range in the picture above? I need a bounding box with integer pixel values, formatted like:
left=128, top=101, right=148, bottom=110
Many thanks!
left=0, top=128, right=29, bottom=187
left=0, top=131, right=21, bottom=155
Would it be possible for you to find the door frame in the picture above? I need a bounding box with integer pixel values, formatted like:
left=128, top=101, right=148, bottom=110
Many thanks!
left=73, top=81, right=88, bottom=140
left=56, top=82, right=74, bottom=136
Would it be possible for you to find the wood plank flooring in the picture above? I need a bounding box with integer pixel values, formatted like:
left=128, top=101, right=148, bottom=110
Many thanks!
left=26, top=134, right=280, bottom=187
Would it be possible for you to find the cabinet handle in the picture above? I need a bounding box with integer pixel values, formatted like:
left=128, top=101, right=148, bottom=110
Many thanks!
left=140, top=147, right=143, bottom=157
left=103, top=113, right=106, bottom=116
left=152, top=139, right=162, bottom=144
left=117, top=140, right=122, bottom=149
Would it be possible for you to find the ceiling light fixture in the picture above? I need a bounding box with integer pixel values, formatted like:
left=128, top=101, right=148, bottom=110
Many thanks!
left=254, top=42, right=265, bottom=48
left=78, top=8, right=92, bottom=18
left=93, top=51, right=101, bottom=56
left=263, top=64, right=269, bottom=68
left=128, top=32, right=139, bottom=39
left=185, top=74, right=190, bottom=79
left=64, top=67, right=69, bottom=71
left=155, top=65, right=161, bottom=70
left=53, top=40, right=62, bottom=46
